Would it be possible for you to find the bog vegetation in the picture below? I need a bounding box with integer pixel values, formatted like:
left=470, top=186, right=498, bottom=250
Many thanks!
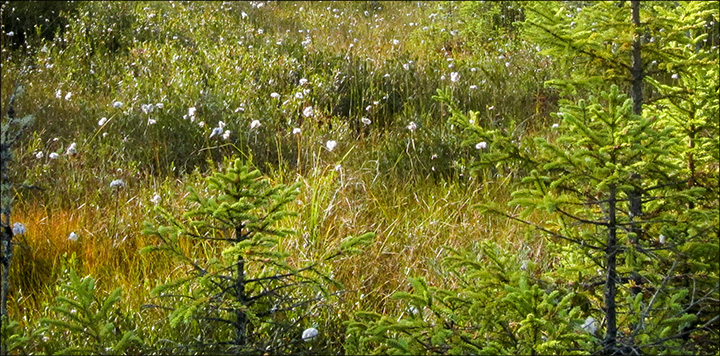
left=1, top=1, right=718, bottom=355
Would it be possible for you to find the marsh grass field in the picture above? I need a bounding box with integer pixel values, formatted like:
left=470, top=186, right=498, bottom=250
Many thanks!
left=1, top=1, right=718, bottom=355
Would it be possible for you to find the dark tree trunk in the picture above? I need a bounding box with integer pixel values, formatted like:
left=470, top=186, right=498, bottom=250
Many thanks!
left=0, top=87, right=17, bottom=356
left=628, top=0, right=644, bottom=240
left=234, top=226, right=247, bottom=352
left=604, top=184, right=619, bottom=354
left=0, top=208, right=11, bottom=356
left=630, top=1, right=644, bottom=117
left=687, top=126, right=696, bottom=209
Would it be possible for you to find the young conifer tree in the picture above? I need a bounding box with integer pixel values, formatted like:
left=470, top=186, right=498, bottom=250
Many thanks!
left=37, top=258, right=142, bottom=355
left=503, top=84, right=718, bottom=354
left=473, top=1, right=719, bottom=353
left=430, top=1, right=717, bottom=354
left=142, top=158, right=372, bottom=354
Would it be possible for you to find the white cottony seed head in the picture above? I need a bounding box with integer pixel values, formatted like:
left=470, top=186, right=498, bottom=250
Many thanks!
left=303, top=106, right=314, bottom=118
left=450, top=72, right=460, bottom=83
left=110, top=179, right=125, bottom=189
left=326, top=140, right=337, bottom=151
left=302, top=327, right=319, bottom=342
left=66, top=142, right=77, bottom=156
left=68, top=232, right=79, bottom=241
left=12, top=222, right=26, bottom=236
left=581, top=316, right=597, bottom=334
left=210, top=127, right=223, bottom=138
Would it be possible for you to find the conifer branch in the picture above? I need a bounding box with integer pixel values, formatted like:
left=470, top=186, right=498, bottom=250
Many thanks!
left=491, top=208, right=604, bottom=250
left=555, top=207, right=611, bottom=227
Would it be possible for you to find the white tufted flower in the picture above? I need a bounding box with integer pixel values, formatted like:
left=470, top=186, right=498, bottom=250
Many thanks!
left=210, top=127, right=224, bottom=138
left=270, top=92, right=281, bottom=99
left=68, top=232, right=79, bottom=241
left=303, top=106, right=314, bottom=118
left=302, top=327, right=319, bottom=342
left=49, top=152, right=59, bottom=159
left=250, top=120, right=261, bottom=130
left=326, top=140, right=337, bottom=151
left=581, top=317, right=597, bottom=334
left=141, top=104, right=154, bottom=114
left=299, top=78, right=309, bottom=86
left=361, top=117, right=372, bottom=125
left=110, top=179, right=125, bottom=189
left=407, top=121, right=417, bottom=132
left=450, top=72, right=460, bottom=83
left=98, top=117, right=108, bottom=126
left=113, top=101, right=123, bottom=108
left=66, top=142, right=77, bottom=156
left=292, top=128, right=302, bottom=135
left=12, top=222, right=26, bottom=236
left=151, top=194, right=162, bottom=205
left=476, top=142, right=487, bottom=150
left=35, top=151, right=44, bottom=159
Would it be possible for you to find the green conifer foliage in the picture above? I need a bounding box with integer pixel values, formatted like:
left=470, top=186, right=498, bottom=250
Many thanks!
left=499, top=84, right=718, bottom=354
left=516, top=2, right=719, bottom=353
left=37, top=258, right=142, bottom=355
left=408, top=2, right=718, bottom=354
left=345, top=242, right=592, bottom=355
left=142, top=158, right=373, bottom=354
